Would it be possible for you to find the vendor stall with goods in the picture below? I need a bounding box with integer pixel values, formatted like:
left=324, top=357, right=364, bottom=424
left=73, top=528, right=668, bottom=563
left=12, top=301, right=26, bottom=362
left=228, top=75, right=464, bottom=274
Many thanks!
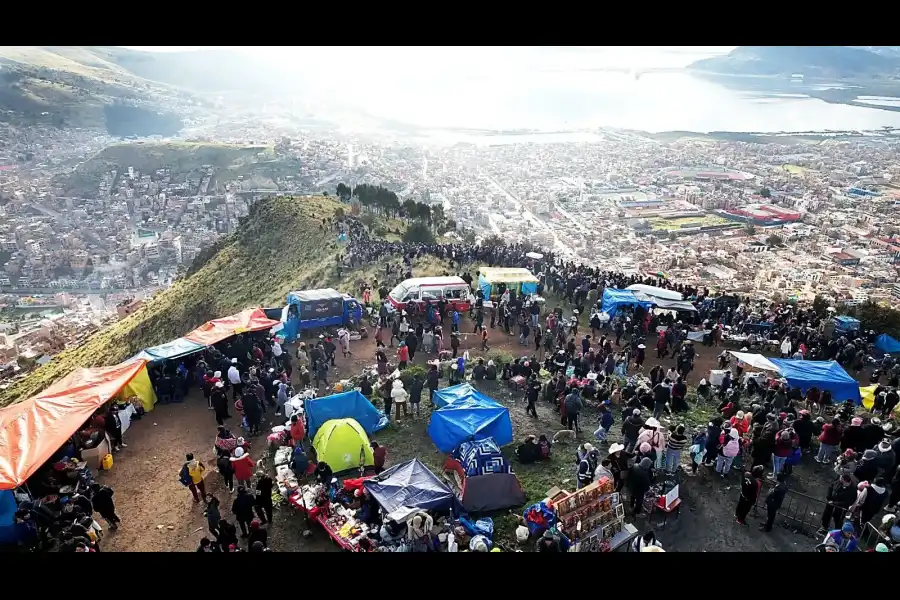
left=547, top=476, right=639, bottom=552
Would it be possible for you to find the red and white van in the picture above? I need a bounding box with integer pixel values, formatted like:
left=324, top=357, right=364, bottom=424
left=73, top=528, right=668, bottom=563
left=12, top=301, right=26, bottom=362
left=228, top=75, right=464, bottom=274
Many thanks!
left=387, top=276, right=472, bottom=312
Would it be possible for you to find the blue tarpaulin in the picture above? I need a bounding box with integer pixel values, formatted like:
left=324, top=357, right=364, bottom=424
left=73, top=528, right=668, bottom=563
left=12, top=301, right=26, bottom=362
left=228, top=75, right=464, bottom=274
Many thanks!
left=305, top=390, right=388, bottom=439
left=130, top=337, right=205, bottom=363
left=834, top=316, right=860, bottom=332
left=428, top=384, right=513, bottom=453
left=875, top=334, right=900, bottom=354
left=601, top=288, right=653, bottom=319
left=769, top=359, right=862, bottom=404
left=0, top=490, right=16, bottom=545
left=363, top=458, right=463, bottom=520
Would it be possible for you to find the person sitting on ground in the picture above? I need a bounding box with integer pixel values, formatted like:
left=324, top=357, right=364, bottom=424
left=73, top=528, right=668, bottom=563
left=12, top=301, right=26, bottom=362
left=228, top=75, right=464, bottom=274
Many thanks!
left=538, top=434, right=552, bottom=460
left=485, top=360, right=498, bottom=381
left=473, top=358, right=487, bottom=381
left=536, top=529, right=561, bottom=552
left=516, top=435, right=541, bottom=464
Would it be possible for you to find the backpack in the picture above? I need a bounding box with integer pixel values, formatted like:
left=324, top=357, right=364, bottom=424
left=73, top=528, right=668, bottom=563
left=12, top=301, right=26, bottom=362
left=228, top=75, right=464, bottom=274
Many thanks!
left=178, top=464, right=192, bottom=487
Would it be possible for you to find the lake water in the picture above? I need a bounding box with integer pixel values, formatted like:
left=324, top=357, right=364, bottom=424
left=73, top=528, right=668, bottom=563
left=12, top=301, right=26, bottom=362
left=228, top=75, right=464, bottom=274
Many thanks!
left=348, top=70, right=900, bottom=135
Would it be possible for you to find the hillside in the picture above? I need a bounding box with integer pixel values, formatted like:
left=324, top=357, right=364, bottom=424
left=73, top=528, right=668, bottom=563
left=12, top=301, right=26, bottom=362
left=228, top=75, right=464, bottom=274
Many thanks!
left=687, top=46, right=900, bottom=79
left=0, top=196, right=335, bottom=405
left=57, top=141, right=268, bottom=194
left=0, top=47, right=190, bottom=132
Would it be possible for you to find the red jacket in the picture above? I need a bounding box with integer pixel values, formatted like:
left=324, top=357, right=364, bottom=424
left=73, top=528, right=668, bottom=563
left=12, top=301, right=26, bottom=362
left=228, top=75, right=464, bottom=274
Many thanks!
left=818, top=423, right=842, bottom=446
left=231, top=454, right=254, bottom=481
left=397, top=346, right=410, bottom=362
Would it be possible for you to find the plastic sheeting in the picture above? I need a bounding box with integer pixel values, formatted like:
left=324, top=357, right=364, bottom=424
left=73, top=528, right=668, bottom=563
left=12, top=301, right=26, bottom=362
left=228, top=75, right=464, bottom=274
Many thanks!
left=0, top=360, right=148, bottom=489
left=183, top=308, right=280, bottom=346
left=768, top=359, right=862, bottom=404
left=305, top=390, right=388, bottom=439
left=728, top=351, right=780, bottom=372
left=364, top=458, right=461, bottom=521
left=875, top=334, right=900, bottom=354
left=130, top=337, right=205, bottom=364
left=121, top=364, right=158, bottom=412
left=600, top=288, right=653, bottom=319
left=478, top=267, right=539, bottom=298
left=428, top=385, right=513, bottom=453
left=0, top=490, right=15, bottom=545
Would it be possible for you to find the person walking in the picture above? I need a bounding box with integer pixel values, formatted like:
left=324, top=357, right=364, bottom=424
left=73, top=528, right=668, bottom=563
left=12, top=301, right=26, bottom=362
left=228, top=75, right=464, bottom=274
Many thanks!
left=216, top=452, right=235, bottom=493
left=89, top=483, right=121, bottom=530
left=181, top=453, right=208, bottom=504
left=231, top=487, right=256, bottom=538
left=254, top=471, right=275, bottom=525
left=231, top=447, right=255, bottom=490
left=821, top=473, right=856, bottom=532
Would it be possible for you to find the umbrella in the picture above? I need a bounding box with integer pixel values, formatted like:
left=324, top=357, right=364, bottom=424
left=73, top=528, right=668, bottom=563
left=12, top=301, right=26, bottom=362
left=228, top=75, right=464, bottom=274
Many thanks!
left=526, top=252, right=544, bottom=260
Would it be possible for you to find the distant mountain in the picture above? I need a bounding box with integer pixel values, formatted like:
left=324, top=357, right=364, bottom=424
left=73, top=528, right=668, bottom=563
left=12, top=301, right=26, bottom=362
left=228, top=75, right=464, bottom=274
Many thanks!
left=687, top=46, right=900, bottom=79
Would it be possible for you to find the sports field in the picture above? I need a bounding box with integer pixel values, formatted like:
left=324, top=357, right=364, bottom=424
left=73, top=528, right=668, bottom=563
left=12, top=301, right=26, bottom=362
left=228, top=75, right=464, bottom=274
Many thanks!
left=648, top=214, right=730, bottom=231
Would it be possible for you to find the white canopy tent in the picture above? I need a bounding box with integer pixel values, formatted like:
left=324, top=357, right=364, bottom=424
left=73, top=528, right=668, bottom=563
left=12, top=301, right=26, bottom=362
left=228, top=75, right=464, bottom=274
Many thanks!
left=728, top=351, right=780, bottom=372
left=625, top=284, right=683, bottom=302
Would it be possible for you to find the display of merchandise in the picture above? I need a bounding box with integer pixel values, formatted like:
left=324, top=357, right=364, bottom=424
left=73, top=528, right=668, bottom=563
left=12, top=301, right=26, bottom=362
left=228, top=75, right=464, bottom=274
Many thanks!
left=552, top=477, right=628, bottom=552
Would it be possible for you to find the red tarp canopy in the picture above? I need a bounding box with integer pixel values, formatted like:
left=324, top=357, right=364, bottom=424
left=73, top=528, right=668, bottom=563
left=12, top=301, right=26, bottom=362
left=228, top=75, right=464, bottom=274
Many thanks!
left=182, top=308, right=280, bottom=346
left=0, top=360, right=147, bottom=490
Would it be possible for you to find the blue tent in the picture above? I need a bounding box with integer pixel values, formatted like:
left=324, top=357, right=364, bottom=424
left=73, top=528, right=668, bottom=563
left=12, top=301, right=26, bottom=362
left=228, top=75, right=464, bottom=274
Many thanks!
left=875, top=334, right=900, bottom=354
left=363, top=458, right=463, bottom=520
left=130, top=337, right=205, bottom=363
left=305, top=390, right=388, bottom=439
left=769, top=359, right=862, bottom=404
left=428, top=384, right=513, bottom=453
left=601, top=288, right=653, bottom=319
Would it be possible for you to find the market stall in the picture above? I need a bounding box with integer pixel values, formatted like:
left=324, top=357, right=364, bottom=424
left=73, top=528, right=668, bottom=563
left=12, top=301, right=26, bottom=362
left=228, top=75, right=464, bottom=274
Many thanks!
left=428, top=384, right=514, bottom=453
left=548, top=477, right=638, bottom=552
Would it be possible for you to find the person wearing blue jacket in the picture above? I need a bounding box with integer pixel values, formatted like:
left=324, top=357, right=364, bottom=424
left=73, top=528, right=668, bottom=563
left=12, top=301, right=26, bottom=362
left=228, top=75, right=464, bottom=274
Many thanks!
left=594, top=403, right=614, bottom=442
left=451, top=310, right=460, bottom=333
left=823, top=521, right=858, bottom=552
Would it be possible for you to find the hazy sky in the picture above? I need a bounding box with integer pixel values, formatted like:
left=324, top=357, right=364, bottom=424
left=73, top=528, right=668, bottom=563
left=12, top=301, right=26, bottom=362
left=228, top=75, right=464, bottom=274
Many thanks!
left=122, top=46, right=736, bottom=74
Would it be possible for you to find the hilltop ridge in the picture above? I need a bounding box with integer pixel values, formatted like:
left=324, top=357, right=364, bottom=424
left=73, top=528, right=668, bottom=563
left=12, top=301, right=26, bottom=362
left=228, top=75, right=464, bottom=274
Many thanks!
left=688, top=46, right=900, bottom=79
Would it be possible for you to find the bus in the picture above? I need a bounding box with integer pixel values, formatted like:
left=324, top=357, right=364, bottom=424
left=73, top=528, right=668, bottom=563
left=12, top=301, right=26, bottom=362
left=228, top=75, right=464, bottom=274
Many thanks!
left=387, top=276, right=472, bottom=312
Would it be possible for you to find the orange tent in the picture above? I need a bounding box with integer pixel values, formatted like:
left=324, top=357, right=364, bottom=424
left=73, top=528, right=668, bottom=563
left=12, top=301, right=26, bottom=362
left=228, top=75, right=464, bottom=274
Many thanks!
left=0, top=360, right=148, bottom=490
left=183, top=308, right=280, bottom=347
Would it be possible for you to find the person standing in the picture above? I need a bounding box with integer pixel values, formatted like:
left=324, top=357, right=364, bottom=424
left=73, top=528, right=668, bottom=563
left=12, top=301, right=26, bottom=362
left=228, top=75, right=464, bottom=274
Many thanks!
left=206, top=495, right=222, bottom=537
left=182, top=453, right=208, bottom=503
left=821, top=474, right=856, bottom=532
left=254, top=471, right=274, bottom=525
left=371, top=441, right=388, bottom=474
left=90, top=483, right=121, bottom=530
left=525, top=376, right=541, bottom=418
left=760, top=472, right=788, bottom=532
left=427, top=364, right=439, bottom=404
left=211, top=381, right=230, bottom=426
left=735, top=465, right=764, bottom=525
left=228, top=358, right=243, bottom=400
left=104, top=405, right=126, bottom=452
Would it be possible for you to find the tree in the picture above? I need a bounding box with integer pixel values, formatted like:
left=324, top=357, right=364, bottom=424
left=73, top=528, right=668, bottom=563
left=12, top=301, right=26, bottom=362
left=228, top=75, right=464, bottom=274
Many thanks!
left=766, top=234, right=783, bottom=246
left=481, top=234, right=506, bottom=249
left=759, top=187, right=772, bottom=198
left=432, top=204, right=446, bottom=232
left=402, top=222, right=436, bottom=243
left=336, top=183, right=352, bottom=202
left=668, top=231, right=678, bottom=240
left=846, top=301, right=900, bottom=339
left=744, top=223, right=756, bottom=235
left=322, top=190, right=329, bottom=196
left=812, top=294, right=830, bottom=315
left=334, top=207, right=345, bottom=220
left=446, top=219, right=457, bottom=231
left=401, top=198, right=418, bottom=221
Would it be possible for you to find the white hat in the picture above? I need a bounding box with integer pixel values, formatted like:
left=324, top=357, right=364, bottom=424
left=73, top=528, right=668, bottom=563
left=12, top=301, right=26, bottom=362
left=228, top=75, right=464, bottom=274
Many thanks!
left=641, top=546, right=665, bottom=552
left=609, top=443, right=625, bottom=454
left=729, top=428, right=740, bottom=439
left=214, top=371, right=222, bottom=378
left=879, top=440, right=892, bottom=453
left=633, top=409, right=641, bottom=416
left=215, top=381, right=224, bottom=388
left=234, top=447, right=245, bottom=458
left=583, top=443, right=595, bottom=453
left=699, top=378, right=707, bottom=385
left=450, top=363, right=457, bottom=370
left=644, top=417, right=660, bottom=428
left=638, top=344, right=646, bottom=349
left=587, top=373, right=598, bottom=380
left=231, top=358, right=238, bottom=363
left=740, top=346, right=749, bottom=351
left=487, top=360, right=495, bottom=367
left=393, top=380, right=404, bottom=389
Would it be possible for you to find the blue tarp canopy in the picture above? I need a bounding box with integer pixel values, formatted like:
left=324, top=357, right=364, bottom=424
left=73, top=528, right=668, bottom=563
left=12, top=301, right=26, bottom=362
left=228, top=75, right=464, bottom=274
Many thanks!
left=769, top=359, right=862, bottom=404
left=601, top=288, right=653, bottom=319
left=834, top=316, right=860, bottom=331
left=875, top=334, right=900, bottom=354
left=130, top=337, right=205, bottom=363
left=428, top=384, right=514, bottom=453
left=363, top=458, right=462, bottom=521
left=305, top=390, right=388, bottom=439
